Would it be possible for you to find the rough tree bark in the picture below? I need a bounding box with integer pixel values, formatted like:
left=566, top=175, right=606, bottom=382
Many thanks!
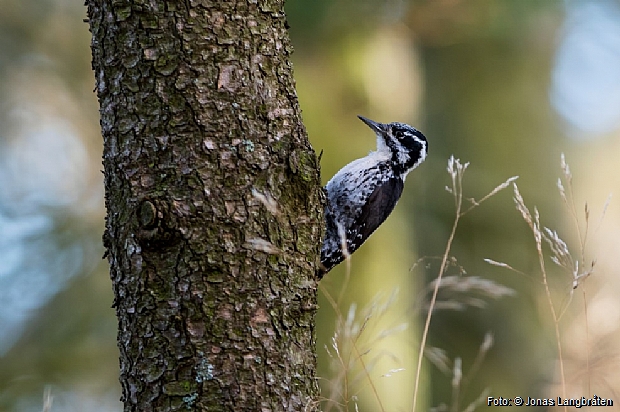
left=86, top=1, right=323, bottom=410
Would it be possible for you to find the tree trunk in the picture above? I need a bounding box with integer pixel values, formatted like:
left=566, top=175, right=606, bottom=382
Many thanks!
left=86, top=1, right=323, bottom=410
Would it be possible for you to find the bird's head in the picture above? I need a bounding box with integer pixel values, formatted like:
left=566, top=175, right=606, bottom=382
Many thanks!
left=358, top=115, right=428, bottom=177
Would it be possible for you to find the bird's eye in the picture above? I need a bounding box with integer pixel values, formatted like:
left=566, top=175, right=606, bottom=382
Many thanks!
left=392, top=127, right=409, bottom=140
left=391, top=128, right=402, bottom=139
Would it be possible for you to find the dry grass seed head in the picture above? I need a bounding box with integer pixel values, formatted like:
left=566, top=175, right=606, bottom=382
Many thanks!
left=512, top=183, right=533, bottom=228
left=42, top=387, right=53, bottom=412
left=452, top=357, right=463, bottom=388
left=425, top=346, right=452, bottom=375
left=324, top=290, right=406, bottom=412
left=423, top=276, right=515, bottom=313
left=462, top=388, right=492, bottom=412
left=542, top=227, right=574, bottom=271
left=426, top=333, right=494, bottom=412
left=337, top=222, right=351, bottom=261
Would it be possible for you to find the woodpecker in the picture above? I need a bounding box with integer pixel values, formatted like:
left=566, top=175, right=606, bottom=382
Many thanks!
left=319, top=115, right=428, bottom=277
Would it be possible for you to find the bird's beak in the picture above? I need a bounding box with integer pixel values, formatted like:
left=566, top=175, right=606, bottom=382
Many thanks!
left=357, top=115, right=386, bottom=134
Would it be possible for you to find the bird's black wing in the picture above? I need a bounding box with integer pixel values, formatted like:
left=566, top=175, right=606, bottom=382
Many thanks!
left=346, top=177, right=404, bottom=255
left=319, top=165, right=405, bottom=276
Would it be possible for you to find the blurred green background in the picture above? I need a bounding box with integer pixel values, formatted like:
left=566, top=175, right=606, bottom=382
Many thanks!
left=1, top=0, right=620, bottom=411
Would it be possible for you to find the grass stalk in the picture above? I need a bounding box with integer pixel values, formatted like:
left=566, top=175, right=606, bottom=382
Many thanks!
left=411, top=157, right=516, bottom=412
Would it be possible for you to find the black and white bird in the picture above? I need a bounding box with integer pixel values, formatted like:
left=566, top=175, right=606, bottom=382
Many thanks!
left=319, top=115, right=428, bottom=277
